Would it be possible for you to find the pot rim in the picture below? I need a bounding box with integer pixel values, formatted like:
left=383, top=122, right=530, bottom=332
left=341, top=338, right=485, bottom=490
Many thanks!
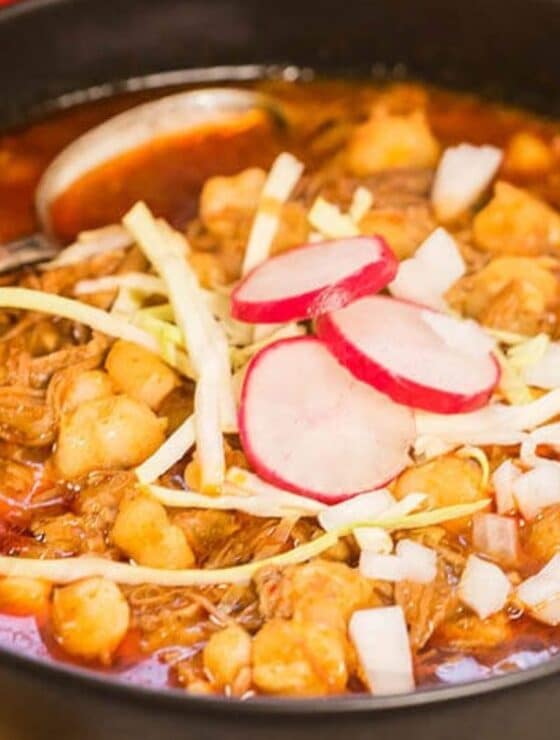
left=2, top=0, right=560, bottom=717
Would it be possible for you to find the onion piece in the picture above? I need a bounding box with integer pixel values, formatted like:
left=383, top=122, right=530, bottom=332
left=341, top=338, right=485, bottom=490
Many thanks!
left=395, top=539, right=437, bottom=583
left=242, top=152, right=304, bottom=275
left=359, top=552, right=408, bottom=581
left=308, top=197, right=359, bottom=239
left=517, top=554, right=560, bottom=625
left=349, top=607, right=415, bottom=695
left=349, top=186, right=374, bottom=223
left=491, top=460, right=520, bottom=515
left=472, top=512, right=519, bottom=565
left=458, top=554, right=512, bottom=619
left=360, top=537, right=436, bottom=583
left=318, top=490, right=396, bottom=532
left=512, top=460, right=560, bottom=520
left=388, top=228, right=465, bottom=309
left=135, top=415, right=195, bottom=485
left=431, top=143, right=502, bottom=222
left=353, top=527, right=394, bottom=553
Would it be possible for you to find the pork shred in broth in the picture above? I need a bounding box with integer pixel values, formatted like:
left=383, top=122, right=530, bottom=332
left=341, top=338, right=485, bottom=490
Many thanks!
left=2, top=79, right=560, bottom=697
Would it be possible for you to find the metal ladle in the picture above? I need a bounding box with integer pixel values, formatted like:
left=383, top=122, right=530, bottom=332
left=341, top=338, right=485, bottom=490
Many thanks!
left=0, top=87, right=285, bottom=273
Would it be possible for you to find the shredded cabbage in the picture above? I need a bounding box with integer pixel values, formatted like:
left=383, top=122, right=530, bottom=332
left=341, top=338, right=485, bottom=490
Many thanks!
left=0, top=287, right=160, bottom=353
left=349, top=186, right=374, bottom=223
left=230, top=322, right=306, bottom=370
left=415, top=390, right=560, bottom=446
left=507, top=333, right=550, bottom=372
left=242, top=152, right=304, bottom=275
left=0, top=499, right=491, bottom=586
left=495, top=347, right=534, bottom=406
left=110, top=287, right=144, bottom=318
left=135, top=415, right=196, bottom=484
left=43, top=225, right=132, bottom=270
left=457, top=446, right=491, bottom=489
left=123, top=205, right=233, bottom=490
left=148, top=481, right=322, bottom=518
left=75, top=273, right=166, bottom=297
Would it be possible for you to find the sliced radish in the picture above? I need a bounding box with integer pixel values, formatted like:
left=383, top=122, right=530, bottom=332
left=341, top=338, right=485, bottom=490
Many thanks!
left=231, top=236, right=397, bottom=324
left=239, top=336, right=415, bottom=502
left=316, top=295, right=499, bottom=413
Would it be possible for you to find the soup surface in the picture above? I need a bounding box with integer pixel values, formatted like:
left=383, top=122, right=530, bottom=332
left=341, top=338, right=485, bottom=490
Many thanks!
left=1, top=78, right=560, bottom=698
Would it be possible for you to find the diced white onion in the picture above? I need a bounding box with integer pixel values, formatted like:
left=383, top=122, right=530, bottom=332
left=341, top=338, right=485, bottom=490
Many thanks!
left=517, top=554, right=560, bottom=625
left=359, top=552, right=408, bottom=581
left=491, top=460, right=520, bottom=515
left=431, top=143, right=502, bottom=222
left=458, top=554, right=511, bottom=619
left=389, top=228, right=465, bottom=309
left=512, top=460, right=560, bottom=520
left=359, top=537, right=436, bottom=583
left=318, top=490, right=396, bottom=532
left=349, top=606, right=415, bottom=695
left=353, top=527, right=394, bottom=553
left=395, top=539, right=437, bottom=583
left=307, top=197, right=359, bottom=239
left=349, top=186, right=374, bottom=223
left=472, top=513, right=519, bottom=565
left=242, top=152, right=304, bottom=275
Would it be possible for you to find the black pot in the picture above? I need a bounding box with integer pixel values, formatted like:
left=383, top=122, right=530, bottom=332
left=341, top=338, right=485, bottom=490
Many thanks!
left=1, top=0, right=560, bottom=737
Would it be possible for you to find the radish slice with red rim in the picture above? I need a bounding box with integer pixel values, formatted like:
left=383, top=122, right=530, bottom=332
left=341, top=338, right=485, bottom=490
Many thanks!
left=231, top=236, right=397, bottom=323
left=316, top=295, right=500, bottom=414
left=239, top=336, right=415, bottom=502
